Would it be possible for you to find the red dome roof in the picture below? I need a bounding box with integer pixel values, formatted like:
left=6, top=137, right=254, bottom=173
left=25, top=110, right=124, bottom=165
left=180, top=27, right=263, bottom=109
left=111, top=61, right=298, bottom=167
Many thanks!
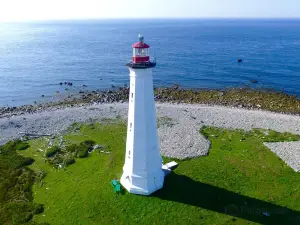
left=132, top=42, right=150, bottom=48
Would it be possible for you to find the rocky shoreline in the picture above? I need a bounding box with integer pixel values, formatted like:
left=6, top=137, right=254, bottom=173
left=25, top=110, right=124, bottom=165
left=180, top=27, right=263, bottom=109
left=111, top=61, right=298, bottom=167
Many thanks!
left=1, top=86, right=300, bottom=118
left=1, top=101, right=300, bottom=162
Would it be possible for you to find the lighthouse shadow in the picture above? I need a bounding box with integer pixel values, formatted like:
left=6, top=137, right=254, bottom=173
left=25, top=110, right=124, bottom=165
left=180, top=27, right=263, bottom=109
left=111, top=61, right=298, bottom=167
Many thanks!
left=153, top=173, right=300, bottom=225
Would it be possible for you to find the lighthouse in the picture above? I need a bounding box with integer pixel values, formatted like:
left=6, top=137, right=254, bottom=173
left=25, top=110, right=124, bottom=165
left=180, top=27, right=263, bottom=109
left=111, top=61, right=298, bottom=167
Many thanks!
left=120, top=35, right=165, bottom=195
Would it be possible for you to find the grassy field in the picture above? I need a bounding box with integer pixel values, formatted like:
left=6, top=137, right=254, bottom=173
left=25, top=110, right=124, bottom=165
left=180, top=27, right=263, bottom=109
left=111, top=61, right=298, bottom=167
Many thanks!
left=3, top=121, right=300, bottom=224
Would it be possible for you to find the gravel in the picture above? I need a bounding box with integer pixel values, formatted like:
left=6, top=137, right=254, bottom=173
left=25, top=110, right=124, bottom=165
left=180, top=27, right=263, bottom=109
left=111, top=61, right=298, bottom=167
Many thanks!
left=1, top=103, right=300, bottom=161
left=264, top=142, right=300, bottom=172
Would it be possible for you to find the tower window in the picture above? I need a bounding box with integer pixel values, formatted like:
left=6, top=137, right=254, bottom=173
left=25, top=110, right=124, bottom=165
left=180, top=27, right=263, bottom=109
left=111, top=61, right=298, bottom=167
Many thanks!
left=130, top=123, right=132, bottom=128
left=131, top=93, right=133, bottom=99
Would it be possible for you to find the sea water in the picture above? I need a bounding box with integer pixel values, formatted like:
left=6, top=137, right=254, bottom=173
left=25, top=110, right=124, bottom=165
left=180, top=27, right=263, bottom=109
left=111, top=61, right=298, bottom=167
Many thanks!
left=0, top=19, right=300, bottom=106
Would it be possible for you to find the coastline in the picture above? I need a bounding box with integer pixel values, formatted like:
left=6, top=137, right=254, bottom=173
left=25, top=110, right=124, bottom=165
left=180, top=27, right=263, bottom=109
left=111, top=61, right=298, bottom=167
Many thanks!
left=1, top=87, right=300, bottom=169
left=1, top=100, right=300, bottom=159
left=1, top=86, right=300, bottom=119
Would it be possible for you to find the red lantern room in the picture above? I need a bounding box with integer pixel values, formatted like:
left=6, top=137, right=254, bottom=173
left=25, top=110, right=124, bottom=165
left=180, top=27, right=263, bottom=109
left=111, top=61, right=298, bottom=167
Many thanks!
left=127, top=35, right=156, bottom=69
left=133, top=35, right=150, bottom=63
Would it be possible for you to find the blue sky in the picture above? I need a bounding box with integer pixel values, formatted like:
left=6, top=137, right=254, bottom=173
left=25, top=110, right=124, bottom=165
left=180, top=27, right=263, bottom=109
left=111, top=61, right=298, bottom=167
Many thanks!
left=0, top=0, right=299, bottom=22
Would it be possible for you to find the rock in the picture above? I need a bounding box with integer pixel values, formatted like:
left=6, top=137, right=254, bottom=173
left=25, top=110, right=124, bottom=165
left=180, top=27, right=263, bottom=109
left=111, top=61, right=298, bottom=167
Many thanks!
left=238, top=59, right=243, bottom=63
left=172, top=84, right=180, bottom=90
left=250, top=79, right=258, bottom=84
left=93, top=144, right=104, bottom=150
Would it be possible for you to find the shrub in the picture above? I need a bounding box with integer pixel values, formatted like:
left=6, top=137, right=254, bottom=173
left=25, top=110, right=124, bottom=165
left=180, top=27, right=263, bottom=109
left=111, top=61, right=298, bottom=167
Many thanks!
left=66, top=140, right=95, bottom=159
left=81, top=140, right=95, bottom=147
left=45, top=146, right=60, bottom=158
left=51, top=156, right=65, bottom=166
left=12, top=212, right=33, bottom=224
left=2, top=154, right=35, bottom=169
left=47, top=154, right=75, bottom=168
left=66, top=144, right=78, bottom=153
left=64, top=157, right=75, bottom=166
left=33, top=203, right=44, bottom=214
left=76, top=148, right=89, bottom=158
left=6, top=202, right=44, bottom=224
left=0, top=141, right=36, bottom=225
left=22, top=157, right=35, bottom=167
left=0, top=140, right=29, bottom=154
left=15, top=142, right=30, bottom=151
left=75, top=141, right=95, bottom=158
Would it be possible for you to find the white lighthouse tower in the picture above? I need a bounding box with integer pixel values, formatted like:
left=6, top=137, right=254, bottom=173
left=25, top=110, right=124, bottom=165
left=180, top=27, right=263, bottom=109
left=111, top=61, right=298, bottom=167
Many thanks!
left=120, top=35, right=165, bottom=195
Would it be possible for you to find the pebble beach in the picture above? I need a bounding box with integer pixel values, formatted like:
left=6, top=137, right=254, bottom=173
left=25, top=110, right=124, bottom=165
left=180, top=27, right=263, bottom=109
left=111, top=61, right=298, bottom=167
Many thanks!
left=1, top=100, right=300, bottom=170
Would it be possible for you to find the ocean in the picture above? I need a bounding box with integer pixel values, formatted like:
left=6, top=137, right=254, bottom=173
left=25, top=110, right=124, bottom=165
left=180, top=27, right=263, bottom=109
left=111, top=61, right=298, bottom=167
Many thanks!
left=0, top=19, right=300, bottom=106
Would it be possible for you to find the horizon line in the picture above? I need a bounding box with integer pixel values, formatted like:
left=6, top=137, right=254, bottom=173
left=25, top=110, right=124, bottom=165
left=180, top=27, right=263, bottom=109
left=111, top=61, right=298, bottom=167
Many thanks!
left=1, top=17, right=300, bottom=23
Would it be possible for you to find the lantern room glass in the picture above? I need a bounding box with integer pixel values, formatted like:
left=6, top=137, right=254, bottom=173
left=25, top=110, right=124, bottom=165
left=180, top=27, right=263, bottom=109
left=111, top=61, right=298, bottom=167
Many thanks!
left=133, top=48, right=149, bottom=57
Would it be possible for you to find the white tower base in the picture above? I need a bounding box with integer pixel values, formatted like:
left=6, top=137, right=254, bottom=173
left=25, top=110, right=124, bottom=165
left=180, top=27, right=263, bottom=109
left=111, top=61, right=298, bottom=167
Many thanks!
left=121, top=171, right=165, bottom=195
left=120, top=67, right=164, bottom=195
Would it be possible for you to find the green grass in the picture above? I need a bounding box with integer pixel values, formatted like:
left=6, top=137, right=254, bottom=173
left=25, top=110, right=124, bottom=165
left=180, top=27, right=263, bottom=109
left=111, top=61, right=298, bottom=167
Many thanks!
left=4, top=122, right=300, bottom=224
